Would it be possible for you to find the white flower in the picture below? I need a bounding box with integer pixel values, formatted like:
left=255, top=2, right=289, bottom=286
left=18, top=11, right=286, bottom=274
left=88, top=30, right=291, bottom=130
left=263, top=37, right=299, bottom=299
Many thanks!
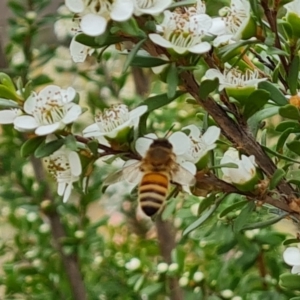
left=133, top=0, right=171, bottom=16
left=135, top=131, right=197, bottom=175
left=284, top=0, right=300, bottom=15
left=178, top=276, right=189, bottom=287
left=212, top=0, right=252, bottom=46
left=220, top=289, right=234, bottom=299
left=70, top=35, right=95, bottom=63
left=13, top=85, right=81, bottom=136
left=180, top=125, right=220, bottom=164
left=221, top=148, right=257, bottom=185
left=45, top=146, right=82, bottom=202
left=205, top=67, right=266, bottom=91
left=157, top=262, right=168, bottom=273
left=149, top=10, right=212, bottom=54
left=283, top=247, right=300, bottom=274
left=168, top=263, right=179, bottom=272
left=83, top=104, right=147, bottom=141
left=65, top=0, right=134, bottom=36
left=125, top=257, right=141, bottom=270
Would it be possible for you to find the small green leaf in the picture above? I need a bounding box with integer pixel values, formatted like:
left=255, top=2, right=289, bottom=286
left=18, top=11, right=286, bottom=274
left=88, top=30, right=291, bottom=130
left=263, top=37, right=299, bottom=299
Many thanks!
left=122, top=39, right=146, bottom=73
left=279, top=104, right=300, bottom=120
left=269, top=169, right=286, bottom=190
left=34, top=139, right=65, bottom=158
left=287, top=140, right=300, bottom=155
left=209, top=162, right=238, bottom=170
left=166, top=63, right=178, bottom=99
left=0, top=86, right=19, bottom=101
left=20, top=136, right=45, bottom=157
left=117, top=18, right=146, bottom=38
left=276, top=120, right=300, bottom=132
left=283, top=238, right=300, bottom=246
left=140, top=283, right=163, bottom=296
left=280, top=273, right=300, bottom=290
left=258, top=81, right=287, bottom=106
left=162, top=198, right=177, bottom=221
left=233, top=201, right=255, bottom=233
left=31, top=74, right=53, bottom=87
left=243, top=89, right=270, bottom=119
left=199, top=78, right=219, bottom=100
left=288, top=55, right=300, bottom=95
left=64, top=135, right=78, bottom=151
left=219, top=199, right=248, bottom=218
left=0, top=73, right=16, bottom=91
left=0, top=98, right=19, bottom=108
left=276, top=128, right=294, bottom=152
left=198, top=193, right=216, bottom=214
left=262, top=145, right=300, bottom=164
left=87, top=140, right=99, bottom=156
left=129, top=55, right=168, bottom=68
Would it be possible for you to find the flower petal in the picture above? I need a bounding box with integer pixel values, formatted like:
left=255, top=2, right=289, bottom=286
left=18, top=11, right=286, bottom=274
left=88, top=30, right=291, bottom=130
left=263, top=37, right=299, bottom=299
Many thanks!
left=168, top=132, right=191, bottom=155
left=188, top=42, right=211, bottom=54
left=181, top=161, right=197, bottom=175
left=202, top=126, right=221, bottom=145
left=83, top=123, right=103, bottom=137
left=0, top=110, right=18, bottom=124
left=129, top=105, right=148, bottom=119
left=81, top=14, right=107, bottom=36
left=35, top=123, right=60, bottom=136
left=65, top=0, right=84, bottom=13
left=63, top=183, right=72, bottom=203
left=135, top=134, right=157, bottom=157
left=111, top=0, right=134, bottom=21
left=283, top=247, right=300, bottom=266
left=134, top=0, right=172, bottom=16
left=14, top=115, right=38, bottom=130
left=182, top=125, right=201, bottom=139
left=62, top=104, right=82, bottom=124
left=23, top=93, right=38, bottom=114
left=292, top=265, right=300, bottom=274
left=149, top=34, right=173, bottom=49
left=57, top=182, right=66, bottom=196
left=68, top=151, right=82, bottom=177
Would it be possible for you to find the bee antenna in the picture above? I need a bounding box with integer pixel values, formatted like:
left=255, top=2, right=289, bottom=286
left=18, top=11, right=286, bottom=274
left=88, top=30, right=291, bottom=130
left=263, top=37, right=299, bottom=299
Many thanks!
left=163, top=124, right=176, bottom=138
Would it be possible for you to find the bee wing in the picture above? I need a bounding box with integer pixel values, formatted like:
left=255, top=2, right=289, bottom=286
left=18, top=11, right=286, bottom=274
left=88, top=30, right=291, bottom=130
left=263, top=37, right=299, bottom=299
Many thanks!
left=171, top=164, right=196, bottom=186
left=103, top=160, right=142, bottom=186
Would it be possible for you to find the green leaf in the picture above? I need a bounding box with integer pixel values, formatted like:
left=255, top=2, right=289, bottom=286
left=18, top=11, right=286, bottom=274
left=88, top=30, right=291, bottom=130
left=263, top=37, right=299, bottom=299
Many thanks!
left=248, top=106, right=279, bottom=136
left=31, top=74, right=53, bottom=87
left=140, top=91, right=186, bottom=112
left=280, top=273, right=300, bottom=290
left=198, top=193, right=216, bottom=214
left=199, top=78, right=219, bottom=100
left=162, top=198, right=177, bottom=221
left=209, top=162, right=238, bottom=170
left=129, top=55, right=168, bottom=68
left=219, top=199, right=248, bottom=218
left=64, top=135, right=78, bottom=151
left=257, top=81, right=287, bottom=106
left=76, top=33, right=121, bottom=48
left=269, top=169, right=286, bottom=190
left=262, top=145, right=300, bottom=164
left=283, top=238, right=300, bottom=246
left=287, top=170, right=300, bottom=185
left=0, top=85, right=19, bottom=101
left=87, top=140, right=99, bottom=156
left=166, top=63, right=178, bottom=99
left=279, top=104, right=300, bottom=120
left=122, top=39, right=147, bottom=73
left=287, top=140, right=300, bottom=155
left=233, top=201, right=255, bottom=233
left=243, top=89, right=270, bottom=119
left=0, top=98, right=19, bottom=108
left=140, top=283, right=163, bottom=296
left=276, top=128, right=294, bottom=152
left=183, top=203, right=217, bottom=236
left=276, top=120, right=300, bottom=132
left=116, top=18, right=146, bottom=38
left=20, top=136, right=45, bottom=157
left=288, top=56, right=300, bottom=95
left=34, top=139, right=65, bottom=158
left=0, top=73, right=16, bottom=91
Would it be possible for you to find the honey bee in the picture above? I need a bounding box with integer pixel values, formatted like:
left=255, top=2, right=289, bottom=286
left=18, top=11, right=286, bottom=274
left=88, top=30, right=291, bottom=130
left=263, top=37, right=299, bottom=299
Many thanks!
left=104, top=138, right=195, bottom=217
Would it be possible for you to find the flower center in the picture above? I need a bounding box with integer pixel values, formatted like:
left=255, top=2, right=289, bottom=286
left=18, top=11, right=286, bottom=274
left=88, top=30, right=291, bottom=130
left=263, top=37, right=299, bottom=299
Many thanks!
left=222, top=3, right=248, bottom=34
left=95, top=104, right=130, bottom=132
left=225, top=68, right=258, bottom=87
left=45, top=154, right=73, bottom=183
left=83, top=0, right=113, bottom=15
left=164, top=13, right=205, bottom=49
left=33, top=93, right=68, bottom=125
left=136, top=0, right=155, bottom=9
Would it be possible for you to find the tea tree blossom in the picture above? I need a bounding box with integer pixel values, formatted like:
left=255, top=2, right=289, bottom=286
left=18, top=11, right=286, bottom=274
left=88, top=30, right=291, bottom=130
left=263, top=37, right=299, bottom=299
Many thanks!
left=133, top=0, right=172, bottom=16
left=0, top=109, right=20, bottom=124
left=211, top=0, right=254, bottom=47
left=45, top=146, right=82, bottom=203
left=13, top=85, right=81, bottom=136
left=283, top=247, right=300, bottom=274
left=221, top=148, right=258, bottom=190
left=180, top=125, right=220, bottom=164
left=83, top=104, right=147, bottom=143
left=65, top=0, right=134, bottom=36
left=205, top=67, right=266, bottom=91
left=149, top=10, right=212, bottom=54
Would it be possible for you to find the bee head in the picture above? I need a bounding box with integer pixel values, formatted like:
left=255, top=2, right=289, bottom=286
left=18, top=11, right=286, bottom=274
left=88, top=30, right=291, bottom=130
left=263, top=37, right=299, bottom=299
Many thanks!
left=150, top=138, right=173, bottom=149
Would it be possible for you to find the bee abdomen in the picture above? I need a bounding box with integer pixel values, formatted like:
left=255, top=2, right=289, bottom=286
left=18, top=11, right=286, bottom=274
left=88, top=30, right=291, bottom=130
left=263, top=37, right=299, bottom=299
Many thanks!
left=139, top=173, right=169, bottom=217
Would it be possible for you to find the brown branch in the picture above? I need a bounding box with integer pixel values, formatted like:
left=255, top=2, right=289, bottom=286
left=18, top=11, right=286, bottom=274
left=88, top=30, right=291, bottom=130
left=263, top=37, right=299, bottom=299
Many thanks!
left=30, top=157, right=87, bottom=300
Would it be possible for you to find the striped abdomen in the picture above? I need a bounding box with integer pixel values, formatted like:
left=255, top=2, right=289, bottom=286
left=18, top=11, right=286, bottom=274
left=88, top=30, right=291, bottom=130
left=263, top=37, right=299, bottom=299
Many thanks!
left=139, top=172, right=169, bottom=217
